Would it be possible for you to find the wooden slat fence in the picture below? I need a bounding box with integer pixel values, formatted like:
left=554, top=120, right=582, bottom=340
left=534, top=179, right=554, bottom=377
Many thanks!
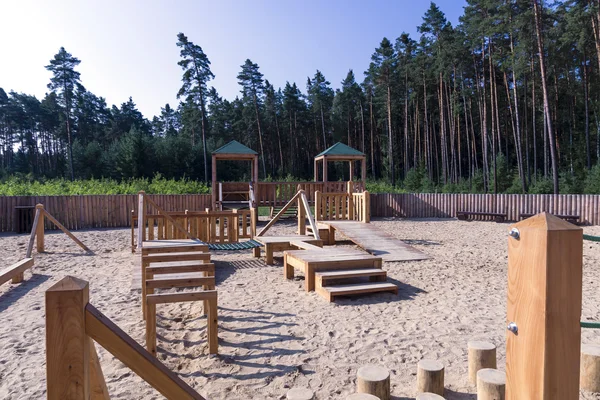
left=370, top=193, right=600, bottom=225
left=0, top=194, right=212, bottom=232
left=3, top=192, right=600, bottom=233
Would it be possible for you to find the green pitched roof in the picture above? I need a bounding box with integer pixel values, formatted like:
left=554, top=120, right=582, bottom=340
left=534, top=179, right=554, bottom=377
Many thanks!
left=212, top=140, right=258, bottom=155
left=316, top=142, right=364, bottom=157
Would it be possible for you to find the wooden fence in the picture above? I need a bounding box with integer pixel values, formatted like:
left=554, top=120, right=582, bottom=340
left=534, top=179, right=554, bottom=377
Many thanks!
left=370, top=193, right=600, bottom=225
left=0, top=194, right=212, bottom=232
left=2, top=192, right=600, bottom=233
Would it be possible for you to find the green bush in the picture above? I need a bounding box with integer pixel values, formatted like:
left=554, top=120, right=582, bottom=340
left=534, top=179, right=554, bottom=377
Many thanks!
left=0, top=174, right=209, bottom=196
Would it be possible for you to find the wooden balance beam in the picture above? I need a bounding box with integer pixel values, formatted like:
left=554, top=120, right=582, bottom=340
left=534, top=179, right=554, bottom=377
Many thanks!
left=146, top=290, right=218, bottom=356
left=0, top=258, right=34, bottom=286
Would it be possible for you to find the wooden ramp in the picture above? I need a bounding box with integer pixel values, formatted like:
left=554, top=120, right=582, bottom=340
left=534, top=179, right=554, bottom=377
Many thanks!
left=322, top=221, right=429, bottom=262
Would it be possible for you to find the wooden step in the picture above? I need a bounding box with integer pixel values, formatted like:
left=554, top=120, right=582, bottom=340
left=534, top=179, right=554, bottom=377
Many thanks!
left=315, top=268, right=387, bottom=285
left=146, top=262, right=215, bottom=275
left=316, top=282, right=398, bottom=302
left=142, top=252, right=211, bottom=264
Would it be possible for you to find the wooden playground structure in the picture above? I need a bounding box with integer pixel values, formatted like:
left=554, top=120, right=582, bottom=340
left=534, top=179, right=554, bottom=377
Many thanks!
left=1, top=203, right=90, bottom=288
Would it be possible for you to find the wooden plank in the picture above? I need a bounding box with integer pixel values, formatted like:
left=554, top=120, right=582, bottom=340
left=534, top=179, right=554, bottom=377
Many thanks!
left=26, top=207, right=41, bottom=258
left=0, top=258, right=34, bottom=286
left=146, top=277, right=215, bottom=289
left=146, top=290, right=217, bottom=305
left=257, top=190, right=303, bottom=236
left=85, top=304, right=204, bottom=399
left=43, top=209, right=91, bottom=252
left=147, top=262, right=215, bottom=275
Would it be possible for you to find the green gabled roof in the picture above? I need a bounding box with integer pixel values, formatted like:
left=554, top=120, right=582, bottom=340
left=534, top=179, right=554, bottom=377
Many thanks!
left=212, top=140, right=258, bottom=155
left=316, top=142, right=364, bottom=157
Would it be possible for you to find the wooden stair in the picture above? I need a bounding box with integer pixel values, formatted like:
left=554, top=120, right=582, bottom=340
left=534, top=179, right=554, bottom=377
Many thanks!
left=270, top=205, right=298, bottom=219
left=314, top=268, right=396, bottom=302
left=316, top=281, right=398, bottom=302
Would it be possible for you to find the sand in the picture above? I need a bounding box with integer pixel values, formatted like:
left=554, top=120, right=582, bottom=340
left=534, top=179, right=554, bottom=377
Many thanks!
left=1, top=218, right=600, bottom=399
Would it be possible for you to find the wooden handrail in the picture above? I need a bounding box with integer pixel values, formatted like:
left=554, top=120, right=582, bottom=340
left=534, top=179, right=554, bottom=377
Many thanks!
left=85, top=303, right=205, bottom=399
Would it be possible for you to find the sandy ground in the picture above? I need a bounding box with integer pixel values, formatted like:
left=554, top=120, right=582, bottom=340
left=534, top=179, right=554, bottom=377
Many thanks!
left=1, top=218, right=600, bottom=399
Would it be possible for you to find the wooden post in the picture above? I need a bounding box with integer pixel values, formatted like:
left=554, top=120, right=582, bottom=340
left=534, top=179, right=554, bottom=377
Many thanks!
left=211, top=155, right=217, bottom=210
left=323, top=156, right=328, bottom=184
left=314, top=158, right=318, bottom=182
left=363, top=191, right=370, bottom=223
left=46, top=276, right=90, bottom=400
left=477, top=369, right=506, bottom=400
left=315, top=191, right=321, bottom=222
left=416, top=359, right=444, bottom=396
left=580, top=344, right=600, bottom=392
left=357, top=365, right=390, bottom=400
left=250, top=208, right=257, bottom=237
left=146, top=302, right=157, bottom=356
left=137, top=191, right=145, bottom=251
left=36, top=204, right=45, bottom=253
left=468, top=341, right=497, bottom=385
left=506, top=213, right=583, bottom=400
left=297, top=195, right=306, bottom=235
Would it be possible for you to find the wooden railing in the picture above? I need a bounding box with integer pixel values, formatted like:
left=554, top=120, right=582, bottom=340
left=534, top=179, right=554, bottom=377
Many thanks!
left=46, top=276, right=205, bottom=400
left=314, top=191, right=370, bottom=223
left=132, top=209, right=256, bottom=249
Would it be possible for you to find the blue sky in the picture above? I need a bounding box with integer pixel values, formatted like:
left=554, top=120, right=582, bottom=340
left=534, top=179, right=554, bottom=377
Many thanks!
left=0, top=0, right=466, bottom=119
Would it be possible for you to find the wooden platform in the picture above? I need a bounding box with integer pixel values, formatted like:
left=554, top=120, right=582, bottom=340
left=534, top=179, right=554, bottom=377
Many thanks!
left=321, top=221, right=429, bottom=262
left=253, top=235, right=324, bottom=265
left=141, top=239, right=209, bottom=254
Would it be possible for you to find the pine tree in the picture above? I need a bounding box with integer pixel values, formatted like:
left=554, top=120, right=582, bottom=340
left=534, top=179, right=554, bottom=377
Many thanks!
left=45, top=47, right=82, bottom=180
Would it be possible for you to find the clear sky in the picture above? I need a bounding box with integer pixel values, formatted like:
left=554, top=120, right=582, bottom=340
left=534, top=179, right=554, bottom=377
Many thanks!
left=0, top=0, right=466, bottom=119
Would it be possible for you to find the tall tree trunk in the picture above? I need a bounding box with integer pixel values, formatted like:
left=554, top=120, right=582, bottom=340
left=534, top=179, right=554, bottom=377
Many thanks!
left=320, top=104, right=327, bottom=149
left=533, top=0, right=559, bottom=193
left=404, top=69, right=410, bottom=176
left=253, top=94, right=267, bottom=178
left=360, top=100, right=365, bottom=154
left=387, top=85, right=394, bottom=186
left=583, top=53, right=591, bottom=169
left=369, top=92, right=376, bottom=178
left=199, top=98, right=208, bottom=182
left=510, top=30, right=527, bottom=192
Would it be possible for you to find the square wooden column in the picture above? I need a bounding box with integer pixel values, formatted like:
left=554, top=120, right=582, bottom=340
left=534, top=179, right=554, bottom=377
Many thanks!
left=314, top=159, right=318, bottom=182
left=322, top=156, right=328, bottom=184
left=211, top=156, right=217, bottom=210
left=506, top=213, right=583, bottom=400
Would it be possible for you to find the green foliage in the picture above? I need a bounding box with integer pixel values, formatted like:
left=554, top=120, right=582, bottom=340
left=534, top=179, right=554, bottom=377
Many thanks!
left=0, top=175, right=209, bottom=196
left=487, top=153, right=513, bottom=193
left=528, top=176, right=554, bottom=194
left=584, top=165, right=600, bottom=194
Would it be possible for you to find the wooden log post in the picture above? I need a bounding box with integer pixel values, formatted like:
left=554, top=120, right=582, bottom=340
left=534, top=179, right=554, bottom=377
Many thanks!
left=137, top=191, right=146, bottom=251
left=581, top=344, right=600, bottom=392
left=297, top=195, right=306, bottom=235
left=363, top=191, right=370, bottom=223
left=416, top=360, right=444, bottom=396
left=506, top=213, right=583, bottom=400
left=477, top=369, right=506, bottom=400
left=46, top=276, right=91, bottom=400
left=346, top=394, right=380, bottom=400
left=36, top=204, right=45, bottom=253
left=286, top=387, right=314, bottom=400
left=315, top=191, right=321, bottom=222
left=468, top=341, right=497, bottom=385
left=357, top=365, right=390, bottom=400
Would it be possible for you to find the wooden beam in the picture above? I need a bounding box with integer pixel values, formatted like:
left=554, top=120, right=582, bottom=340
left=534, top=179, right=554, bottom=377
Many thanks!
left=89, top=341, right=110, bottom=400
left=143, top=193, right=196, bottom=241
left=323, top=156, right=328, bottom=183
left=0, top=258, right=34, bottom=286
left=300, top=191, right=320, bottom=240
left=26, top=207, right=41, bottom=258
left=145, top=277, right=215, bottom=290
left=43, top=209, right=91, bottom=253
left=46, top=276, right=90, bottom=400
left=146, top=290, right=217, bottom=305
left=212, top=155, right=217, bottom=210
left=256, top=190, right=303, bottom=237
left=36, top=204, right=45, bottom=253
left=85, top=303, right=205, bottom=400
